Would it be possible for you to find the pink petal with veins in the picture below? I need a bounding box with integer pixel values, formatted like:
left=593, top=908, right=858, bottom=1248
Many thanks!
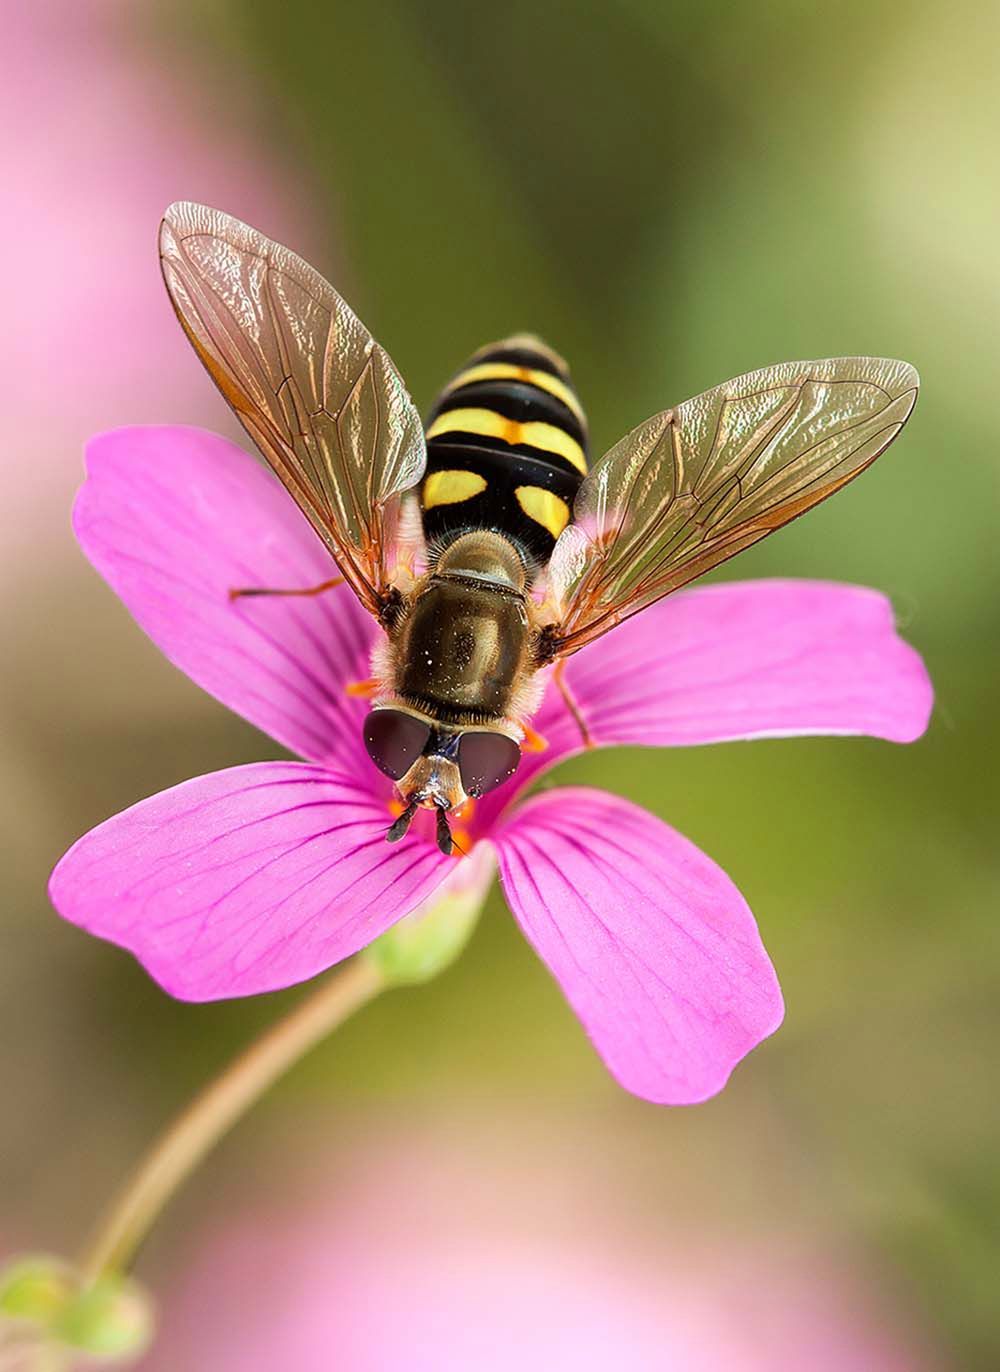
left=476, top=579, right=933, bottom=824
left=494, top=788, right=783, bottom=1104
left=542, top=579, right=933, bottom=749
left=49, top=762, right=450, bottom=1000
left=74, top=427, right=379, bottom=772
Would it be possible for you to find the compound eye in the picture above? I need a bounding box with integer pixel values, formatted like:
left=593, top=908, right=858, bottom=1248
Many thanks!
left=457, top=731, right=521, bottom=797
left=363, top=710, right=432, bottom=780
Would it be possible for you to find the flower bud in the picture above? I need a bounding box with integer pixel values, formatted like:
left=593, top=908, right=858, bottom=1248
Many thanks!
left=365, top=844, right=495, bottom=985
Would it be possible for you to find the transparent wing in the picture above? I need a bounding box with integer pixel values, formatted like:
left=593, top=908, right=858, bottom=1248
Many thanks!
left=545, top=357, right=918, bottom=656
left=159, top=201, right=426, bottom=617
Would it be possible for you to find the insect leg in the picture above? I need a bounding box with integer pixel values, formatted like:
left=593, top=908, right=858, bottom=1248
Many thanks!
left=553, top=660, right=595, bottom=749
left=386, top=798, right=419, bottom=843
left=228, top=576, right=344, bottom=601
left=435, top=807, right=454, bottom=856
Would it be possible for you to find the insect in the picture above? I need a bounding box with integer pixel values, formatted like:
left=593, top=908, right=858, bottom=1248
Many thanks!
left=159, top=202, right=919, bottom=855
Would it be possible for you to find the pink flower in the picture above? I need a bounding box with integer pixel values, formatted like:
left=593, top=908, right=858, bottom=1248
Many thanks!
left=49, top=426, right=933, bottom=1104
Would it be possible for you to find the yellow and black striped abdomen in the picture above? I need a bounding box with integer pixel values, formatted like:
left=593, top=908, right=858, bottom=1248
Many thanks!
left=421, top=334, right=588, bottom=566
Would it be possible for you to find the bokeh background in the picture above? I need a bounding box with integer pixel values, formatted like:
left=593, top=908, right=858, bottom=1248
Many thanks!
left=3, top=0, right=997, bottom=1366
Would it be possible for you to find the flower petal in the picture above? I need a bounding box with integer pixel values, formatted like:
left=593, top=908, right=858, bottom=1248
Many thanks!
left=74, top=426, right=378, bottom=770
left=494, top=788, right=783, bottom=1104
left=49, top=762, right=451, bottom=1000
left=536, top=579, right=933, bottom=754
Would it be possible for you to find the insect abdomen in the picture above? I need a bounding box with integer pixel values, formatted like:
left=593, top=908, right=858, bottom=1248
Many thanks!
left=421, top=334, right=588, bottom=566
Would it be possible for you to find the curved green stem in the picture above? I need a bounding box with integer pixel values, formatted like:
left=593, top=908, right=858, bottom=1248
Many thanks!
left=79, top=958, right=385, bottom=1283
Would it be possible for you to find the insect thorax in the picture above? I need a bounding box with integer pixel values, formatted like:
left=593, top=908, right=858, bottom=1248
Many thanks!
left=394, top=532, right=531, bottom=724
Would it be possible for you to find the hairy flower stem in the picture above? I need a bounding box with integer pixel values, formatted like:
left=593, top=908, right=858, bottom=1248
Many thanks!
left=79, top=958, right=386, bottom=1283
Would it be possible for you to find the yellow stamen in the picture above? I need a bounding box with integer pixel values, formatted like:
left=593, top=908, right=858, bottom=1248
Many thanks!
left=521, top=722, right=549, bottom=753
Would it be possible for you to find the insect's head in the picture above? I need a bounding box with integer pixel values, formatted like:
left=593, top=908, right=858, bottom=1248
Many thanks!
left=363, top=706, right=521, bottom=854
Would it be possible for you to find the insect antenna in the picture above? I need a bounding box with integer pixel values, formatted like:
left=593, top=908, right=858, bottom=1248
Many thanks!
left=386, top=798, right=419, bottom=844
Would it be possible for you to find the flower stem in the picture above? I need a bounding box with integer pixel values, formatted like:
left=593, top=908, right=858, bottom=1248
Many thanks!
left=79, top=957, right=385, bottom=1283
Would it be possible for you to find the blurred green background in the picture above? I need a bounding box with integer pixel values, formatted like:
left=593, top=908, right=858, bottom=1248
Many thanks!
left=3, top=0, right=997, bottom=1365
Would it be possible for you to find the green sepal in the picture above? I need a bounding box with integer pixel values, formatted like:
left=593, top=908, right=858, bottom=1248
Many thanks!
left=0, top=1256, right=75, bottom=1326
left=0, top=1255, right=153, bottom=1364
left=364, top=846, right=494, bottom=986
left=53, top=1274, right=153, bottom=1359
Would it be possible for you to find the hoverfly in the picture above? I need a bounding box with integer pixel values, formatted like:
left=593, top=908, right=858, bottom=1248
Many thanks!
left=159, top=202, right=919, bottom=855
